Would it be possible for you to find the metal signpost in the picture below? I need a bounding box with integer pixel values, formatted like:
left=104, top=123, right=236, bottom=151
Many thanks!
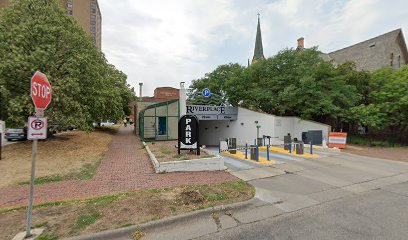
left=178, top=115, right=200, bottom=155
left=26, top=71, right=52, bottom=238
left=0, top=121, right=3, bottom=160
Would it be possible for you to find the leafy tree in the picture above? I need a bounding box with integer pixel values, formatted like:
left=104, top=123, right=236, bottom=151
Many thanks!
left=335, top=61, right=371, bottom=105
left=226, top=48, right=358, bottom=123
left=188, top=63, right=244, bottom=105
left=350, top=66, right=408, bottom=131
left=0, top=0, right=134, bottom=129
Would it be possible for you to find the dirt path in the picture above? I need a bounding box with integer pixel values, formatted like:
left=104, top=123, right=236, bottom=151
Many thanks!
left=342, top=145, right=408, bottom=162
left=0, top=127, right=237, bottom=208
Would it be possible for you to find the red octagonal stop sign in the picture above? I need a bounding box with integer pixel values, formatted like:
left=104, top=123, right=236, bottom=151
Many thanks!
left=31, top=71, right=52, bottom=109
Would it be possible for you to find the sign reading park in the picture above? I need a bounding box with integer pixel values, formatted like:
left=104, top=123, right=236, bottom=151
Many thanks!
left=178, top=115, right=200, bottom=155
left=31, top=71, right=52, bottom=109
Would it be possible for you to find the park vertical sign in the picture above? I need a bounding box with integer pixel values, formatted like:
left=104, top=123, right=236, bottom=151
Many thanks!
left=26, top=71, right=52, bottom=238
left=178, top=115, right=200, bottom=155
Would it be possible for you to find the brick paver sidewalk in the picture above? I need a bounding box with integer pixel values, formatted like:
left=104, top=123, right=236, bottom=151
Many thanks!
left=0, top=127, right=237, bottom=208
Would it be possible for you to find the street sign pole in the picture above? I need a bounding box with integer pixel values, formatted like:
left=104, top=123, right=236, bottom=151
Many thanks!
left=25, top=71, right=51, bottom=238
left=26, top=139, right=37, bottom=237
left=0, top=133, right=2, bottom=160
left=25, top=108, right=42, bottom=238
left=0, top=121, right=3, bottom=160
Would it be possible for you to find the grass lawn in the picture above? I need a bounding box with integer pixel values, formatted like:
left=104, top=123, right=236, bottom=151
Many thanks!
left=0, top=127, right=116, bottom=188
left=147, top=141, right=211, bottom=162
left=0, top=181, right=254, bottom=240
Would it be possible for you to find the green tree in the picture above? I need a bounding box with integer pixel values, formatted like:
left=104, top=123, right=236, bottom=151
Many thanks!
left=226, top=48, right=358, bottom=123
left=188, top=63, right=244, bottom=105
left=0, top=0, right=134, bottom=129
left=350, top=66, right=408, bottom=131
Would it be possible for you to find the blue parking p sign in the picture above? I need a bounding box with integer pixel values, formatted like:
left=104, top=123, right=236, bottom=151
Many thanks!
left=202, top=88, right=211, bottom=98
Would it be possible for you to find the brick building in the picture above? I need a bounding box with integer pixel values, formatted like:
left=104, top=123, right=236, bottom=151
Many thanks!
left=128, top=87, right=179, bottom=124
left=0, top=0, right=102, bottom=50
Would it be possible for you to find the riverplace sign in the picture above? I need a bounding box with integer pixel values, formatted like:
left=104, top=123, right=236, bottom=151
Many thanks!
left=186, top=105, right=238, bottom=120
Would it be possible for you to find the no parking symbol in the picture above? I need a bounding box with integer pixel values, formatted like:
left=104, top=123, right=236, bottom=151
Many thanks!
left=28, top=117, right=47, bottom=140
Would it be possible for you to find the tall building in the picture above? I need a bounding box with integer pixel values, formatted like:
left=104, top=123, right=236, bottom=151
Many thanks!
left=251, top=14, right=265, bottom=64
left=0, top=0, right=102, bottom=50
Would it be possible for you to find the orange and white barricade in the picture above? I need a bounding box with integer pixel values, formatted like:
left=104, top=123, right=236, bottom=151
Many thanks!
left=328, top=132, right=347, bottom=149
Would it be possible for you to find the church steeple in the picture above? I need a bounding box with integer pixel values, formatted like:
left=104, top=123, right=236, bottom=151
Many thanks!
left=252, top=13, right=265, bottom=64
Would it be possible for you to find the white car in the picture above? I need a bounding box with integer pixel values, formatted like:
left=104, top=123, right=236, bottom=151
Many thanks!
left=100, top=121, right=115, bottom=127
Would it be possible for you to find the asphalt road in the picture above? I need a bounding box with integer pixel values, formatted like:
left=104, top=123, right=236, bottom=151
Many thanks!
left=197, top=183, right=408, bottom=240
left=194, top=152, right=408, bottom=240
left=154, top=151, right=408, bottom=240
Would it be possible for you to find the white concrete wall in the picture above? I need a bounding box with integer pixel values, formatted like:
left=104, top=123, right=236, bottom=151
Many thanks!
left=200, top=108, right=280, bottom=146
left=292, top=118, right=331, bottom=143
left=199, top=107, right=330, bottom=146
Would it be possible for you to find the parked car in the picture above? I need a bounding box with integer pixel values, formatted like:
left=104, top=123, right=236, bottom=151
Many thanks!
left=5, top=128, right=27, bottom=141
left=100, top=121, right=115, bottom=127
left=67, top=125, right=77, bottom=131
left=49, top=123, right=62, bottom=133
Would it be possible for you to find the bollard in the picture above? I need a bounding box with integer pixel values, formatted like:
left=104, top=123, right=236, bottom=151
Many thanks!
left=256, top=145, right=259, bottom=161
left=218, top=141, right=221, bottom=153
left=254, top=139, right=256, bottom=145
left=310, top=142, right=313, bottom=154
left=267, top=145, right=270, bottom=161
left=245, top=143, right=248, bottom=159
left=289, top=143, right=292, bottom=154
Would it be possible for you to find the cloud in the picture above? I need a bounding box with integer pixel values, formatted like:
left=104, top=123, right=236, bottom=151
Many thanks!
left=99, top=0, right=408, bottom=95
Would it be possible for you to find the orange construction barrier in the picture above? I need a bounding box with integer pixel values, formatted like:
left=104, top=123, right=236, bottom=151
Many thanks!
left=328, top=132, right=347, bottom=149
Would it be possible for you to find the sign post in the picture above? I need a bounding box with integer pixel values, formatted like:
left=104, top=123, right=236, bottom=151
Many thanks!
left=26, top=71, right=52, bottom=238
left=178, top=115, right=200, bottom=155
left=0, top=121, right=3, bottom=160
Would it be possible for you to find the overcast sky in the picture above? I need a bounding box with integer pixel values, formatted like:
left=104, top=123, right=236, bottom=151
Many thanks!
left=99, top=0, right=408, bottom=96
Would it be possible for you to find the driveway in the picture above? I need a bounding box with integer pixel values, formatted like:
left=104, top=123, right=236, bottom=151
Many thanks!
left=136, top=149, right=408, bottom=240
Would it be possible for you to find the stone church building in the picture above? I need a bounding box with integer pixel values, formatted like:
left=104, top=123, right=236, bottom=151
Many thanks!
left=319, top=29, right=408, bottom=71
left=250, top=16, right=408, bottom=72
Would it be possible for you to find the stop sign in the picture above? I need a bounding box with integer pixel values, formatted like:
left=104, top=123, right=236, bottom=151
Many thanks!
left=31, top=71, right=52, bottom=109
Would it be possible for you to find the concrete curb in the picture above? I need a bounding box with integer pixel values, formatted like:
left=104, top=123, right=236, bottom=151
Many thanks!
left=142, top=141, right=160, bottom=173
left=63, top=197, right=258, bottom=240
left=143, top=142, right=225, bottom=173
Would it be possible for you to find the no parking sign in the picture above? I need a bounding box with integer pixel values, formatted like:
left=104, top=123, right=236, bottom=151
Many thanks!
left=28, top=117, right=47, bottom=140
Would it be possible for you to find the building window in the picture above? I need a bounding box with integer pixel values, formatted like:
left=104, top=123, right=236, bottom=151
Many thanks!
left=67, top=10, right=73, bottom=15
left=90, top=27, right=96, bottom=32
left=91, top=15, right=96, bottom=19
left=90, top=20, right=96, bottom=25
left=390, top=53, right=394, bottom=67
left=67, top=3, right=72, bottom=8
left=398, top=55, right=401, bottom=68
left=91, top=8, right=96, bottom=13
left=91, top=3, right=96, bottom=8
